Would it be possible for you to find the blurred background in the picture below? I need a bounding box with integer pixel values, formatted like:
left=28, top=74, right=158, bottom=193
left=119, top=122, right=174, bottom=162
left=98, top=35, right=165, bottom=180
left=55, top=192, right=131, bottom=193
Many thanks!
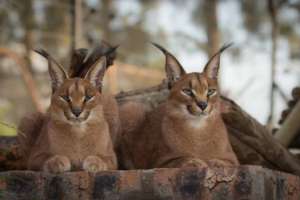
left=0, top=0, right=299, bottom=135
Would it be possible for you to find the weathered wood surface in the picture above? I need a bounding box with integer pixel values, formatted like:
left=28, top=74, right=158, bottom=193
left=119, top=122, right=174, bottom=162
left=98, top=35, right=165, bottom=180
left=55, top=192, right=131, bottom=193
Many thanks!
left=0, top=166, right=299, bottom=200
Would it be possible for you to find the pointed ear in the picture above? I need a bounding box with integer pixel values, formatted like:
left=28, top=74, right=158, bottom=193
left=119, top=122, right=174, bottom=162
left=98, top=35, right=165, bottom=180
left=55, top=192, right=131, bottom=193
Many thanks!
left=34, top=49, right=67, bottom=92
left=84, top=56, right=107, bottom=91
left=203, top=43, right=232, bottom=80
left=152, top=42, right=186, bottom=88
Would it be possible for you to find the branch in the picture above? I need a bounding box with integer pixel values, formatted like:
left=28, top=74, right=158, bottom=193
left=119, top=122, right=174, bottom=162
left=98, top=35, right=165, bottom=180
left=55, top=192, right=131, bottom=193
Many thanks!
left=267, top=0, right=279, bottom=128
left=275, top=101, right=300, bottom=147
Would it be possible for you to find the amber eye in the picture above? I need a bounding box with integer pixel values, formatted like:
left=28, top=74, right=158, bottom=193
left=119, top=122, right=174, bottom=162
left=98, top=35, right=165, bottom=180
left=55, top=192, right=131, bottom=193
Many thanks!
left=182, top=88, right=193, bottom=96
left=61, top=95, right=70, bottom=102
left=207, top=89, right=216, bottom=97
left=84, top=95, right=93, bottom=102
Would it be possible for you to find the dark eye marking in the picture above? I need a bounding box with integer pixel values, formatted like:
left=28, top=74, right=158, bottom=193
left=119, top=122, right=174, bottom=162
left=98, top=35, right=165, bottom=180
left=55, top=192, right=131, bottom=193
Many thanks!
left=182, top=88, right=194, bottom=96
left=84, top=94, right=94, bottom=102
left=207, top=88, right=216, bottom=97
left=60, top=95, right=71, bottom=102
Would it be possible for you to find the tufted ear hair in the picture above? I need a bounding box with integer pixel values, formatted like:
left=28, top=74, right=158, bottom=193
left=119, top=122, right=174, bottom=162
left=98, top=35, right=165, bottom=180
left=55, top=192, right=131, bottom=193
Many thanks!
left=68, top=41, right=119, bottom=78
left=151, top=42, right=186, bottom=88
left=203, top=43, right=232, bottom=80
left=84, top=56, right=107, bottom=91
left=68, top=48, right=89, bottom=77
left=34, top=49, right=68, bottom=93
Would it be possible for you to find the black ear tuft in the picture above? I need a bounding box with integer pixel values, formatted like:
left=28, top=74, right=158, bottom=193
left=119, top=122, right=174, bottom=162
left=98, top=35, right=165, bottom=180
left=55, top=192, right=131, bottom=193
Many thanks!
left=69, top=41, right=118, bottom=78
left=34, top=49, right=66, bottom=70
left=218, top=43, right=233, bottom=53
left=203, top=43, right=233, bottom=80
left=68, top=48, right=89, bottom=77
left=151, top=42, right=186, bottom=88
left=34, top=49, right=49, bottom=58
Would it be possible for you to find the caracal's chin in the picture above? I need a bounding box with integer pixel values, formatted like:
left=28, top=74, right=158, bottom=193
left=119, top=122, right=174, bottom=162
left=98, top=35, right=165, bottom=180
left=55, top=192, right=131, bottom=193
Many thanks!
left=68, top=117, right=87, bottom=124
left=68, top=113, right=90, bottom=124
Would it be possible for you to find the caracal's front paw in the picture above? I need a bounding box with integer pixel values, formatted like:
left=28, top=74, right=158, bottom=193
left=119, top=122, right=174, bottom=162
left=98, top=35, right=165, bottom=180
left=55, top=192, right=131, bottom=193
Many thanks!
left=181, top=158, right=208, bottom=168
left=43, top=155, right=71, bottom=173
left=83, top=156, right=108, bottom=173
left=207, top=159, right=231, bottom=168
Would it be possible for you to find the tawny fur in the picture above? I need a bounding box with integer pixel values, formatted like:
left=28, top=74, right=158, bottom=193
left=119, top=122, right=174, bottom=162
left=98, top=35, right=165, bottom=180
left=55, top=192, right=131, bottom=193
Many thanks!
left=119, top=44, right=239, bottom=169
left=17, top=112, right=45, bottom=168
left=118, top=101, right=147, bottom=169
left=17, top=54, right=118, bottom=173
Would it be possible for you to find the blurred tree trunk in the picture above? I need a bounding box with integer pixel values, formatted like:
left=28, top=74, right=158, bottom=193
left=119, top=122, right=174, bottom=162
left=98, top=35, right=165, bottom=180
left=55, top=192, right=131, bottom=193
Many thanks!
left=20, top=0, right=35, bottom=73
left=41, top=0, right=69, bottom=63
left=100, top=0, right=118, bottom=93
left=202, top=0, right=222, bottom=91
left=101, top=0, right=113, bottom=42
left=203, top=0, right=220, bottom=58
left=70, top=0, right=83, bottom=52
left=0, top=48, right=43, bottom=112
left=267, top=0, right=279, bottom=128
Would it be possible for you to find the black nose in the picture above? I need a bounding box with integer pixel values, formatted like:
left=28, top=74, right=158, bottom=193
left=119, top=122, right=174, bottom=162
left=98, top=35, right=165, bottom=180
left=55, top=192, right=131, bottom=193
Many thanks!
left=71, top=107, right=82, bottom=117
left=197, top=101, right=207, bottom=110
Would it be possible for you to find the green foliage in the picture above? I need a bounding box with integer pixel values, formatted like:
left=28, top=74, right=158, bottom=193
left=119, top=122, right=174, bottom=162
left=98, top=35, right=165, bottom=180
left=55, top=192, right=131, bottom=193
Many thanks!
left=0, top=107, right=16, bottom=136
left=0, top=124, right=16, bottom=136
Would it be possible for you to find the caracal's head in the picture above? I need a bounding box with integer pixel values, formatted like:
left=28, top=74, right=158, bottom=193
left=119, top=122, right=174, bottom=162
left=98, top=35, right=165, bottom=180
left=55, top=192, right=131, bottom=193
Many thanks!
left=153, top=43, right=230, bottom=118
left=36, top=49, right=108, bottom=124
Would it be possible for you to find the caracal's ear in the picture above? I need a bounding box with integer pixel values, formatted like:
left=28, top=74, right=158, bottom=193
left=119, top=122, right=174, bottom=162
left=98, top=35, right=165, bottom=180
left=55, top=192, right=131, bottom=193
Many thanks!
left=84, top=56, right=107, bottom=91
left=151, top=42, right=186, bottom=88
left=203, top=43, right=232, bottom=80
left=34, top=49, right=68, bottom=93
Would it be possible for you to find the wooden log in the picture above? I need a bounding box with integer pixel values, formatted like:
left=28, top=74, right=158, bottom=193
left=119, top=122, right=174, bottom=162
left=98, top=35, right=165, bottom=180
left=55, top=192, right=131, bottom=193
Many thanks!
left=1, top=166, right=300, bottom=199
left=0, top=166, right=300, bottom=199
